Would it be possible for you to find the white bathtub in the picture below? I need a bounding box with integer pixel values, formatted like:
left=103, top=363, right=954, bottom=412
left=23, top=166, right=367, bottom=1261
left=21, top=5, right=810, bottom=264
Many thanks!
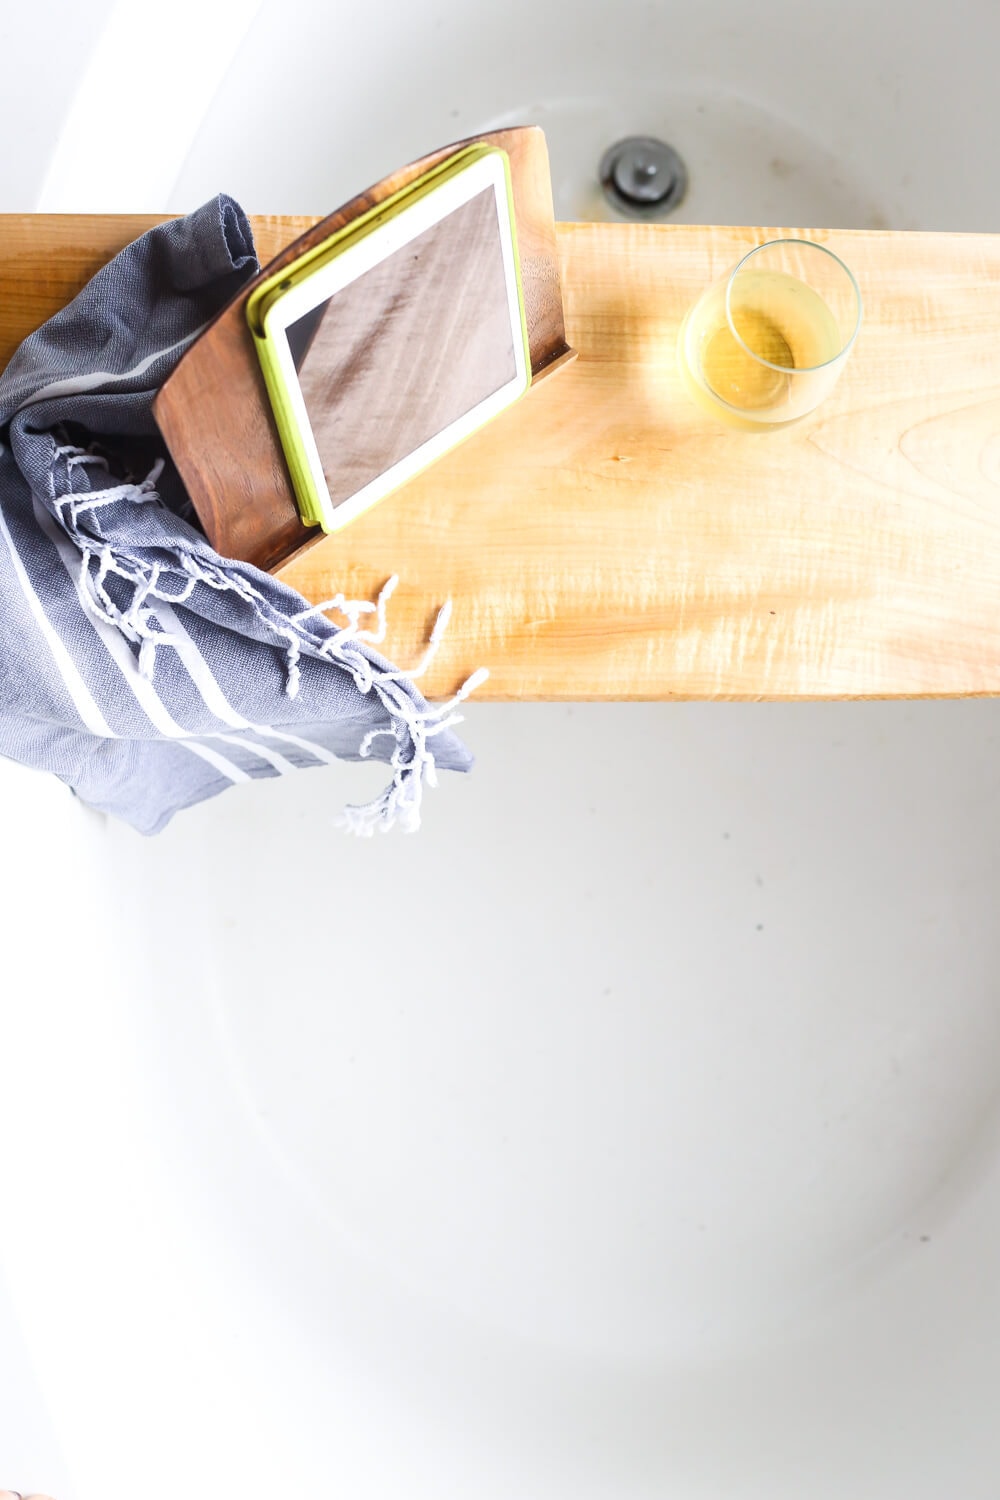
left=4, top=2, right=1000, bottom=1496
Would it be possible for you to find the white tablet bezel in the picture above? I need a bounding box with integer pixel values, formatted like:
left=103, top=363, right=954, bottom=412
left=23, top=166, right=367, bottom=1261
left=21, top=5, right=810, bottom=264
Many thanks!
left=261, top=150, right=529, bottom=532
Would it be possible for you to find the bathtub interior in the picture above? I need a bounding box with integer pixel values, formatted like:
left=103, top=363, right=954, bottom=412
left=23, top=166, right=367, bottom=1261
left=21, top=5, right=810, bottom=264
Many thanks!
left=164, top=0, right=996, bottom=232
left=4, top=0, right=1000, bottom=1496
left=5, top=698, right=1000, bottom=1497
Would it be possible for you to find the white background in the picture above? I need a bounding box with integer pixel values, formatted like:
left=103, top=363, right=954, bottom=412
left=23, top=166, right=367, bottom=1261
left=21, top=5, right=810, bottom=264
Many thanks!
left=3, top=0, right=1000, bottom=1495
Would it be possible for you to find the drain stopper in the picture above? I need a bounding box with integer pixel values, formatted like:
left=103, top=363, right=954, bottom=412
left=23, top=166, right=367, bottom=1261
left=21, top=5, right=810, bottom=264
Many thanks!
left=600, top=136, right=688, bottom=216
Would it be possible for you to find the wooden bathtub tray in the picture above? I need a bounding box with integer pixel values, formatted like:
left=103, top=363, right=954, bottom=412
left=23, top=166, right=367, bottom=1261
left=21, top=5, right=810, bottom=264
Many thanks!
left=2, top=210, right=1000, bottom=701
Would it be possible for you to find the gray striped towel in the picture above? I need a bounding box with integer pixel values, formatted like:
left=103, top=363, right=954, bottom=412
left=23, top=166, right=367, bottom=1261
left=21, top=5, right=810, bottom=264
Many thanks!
left=0, top=194, right=479, bottom=835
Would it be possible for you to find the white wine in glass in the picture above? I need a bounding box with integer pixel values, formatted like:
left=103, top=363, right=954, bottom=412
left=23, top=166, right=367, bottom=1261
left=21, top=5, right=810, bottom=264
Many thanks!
left=677, top=240, right=862, bottom=429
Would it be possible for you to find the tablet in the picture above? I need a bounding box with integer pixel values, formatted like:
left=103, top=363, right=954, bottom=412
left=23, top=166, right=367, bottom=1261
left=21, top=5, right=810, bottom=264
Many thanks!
left=247, top=146, right=531, bottom=533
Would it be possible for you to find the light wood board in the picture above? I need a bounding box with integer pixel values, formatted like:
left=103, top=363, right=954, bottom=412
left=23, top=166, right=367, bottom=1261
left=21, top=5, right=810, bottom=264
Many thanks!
left=2, top=216, right=1000, bottom=700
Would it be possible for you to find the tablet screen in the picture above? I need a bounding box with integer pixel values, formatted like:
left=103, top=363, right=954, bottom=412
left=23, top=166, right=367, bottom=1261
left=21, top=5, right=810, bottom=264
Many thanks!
left=284, top=186, right=518, bottom=513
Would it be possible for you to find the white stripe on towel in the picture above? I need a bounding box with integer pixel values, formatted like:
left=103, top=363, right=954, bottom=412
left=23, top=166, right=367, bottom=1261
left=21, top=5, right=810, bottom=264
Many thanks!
left=217, top=734, right=295, bottom=775
left=31, top=498, right=246, bottom=785
left=183, top=740, right=251, bottom=782
left=33, top=497, right=200, bottom=739
left=0, top=501, right=116, bottom=738
left=153, top=598, right=338, bottom=766
left=258, top=725, right=338, bottom=765
left=16, top=321, right=212, bottom=412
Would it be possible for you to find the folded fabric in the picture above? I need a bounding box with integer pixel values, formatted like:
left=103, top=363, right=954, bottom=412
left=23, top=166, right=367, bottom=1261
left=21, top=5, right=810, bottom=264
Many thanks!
left=0, top=195, right=478, bottom=835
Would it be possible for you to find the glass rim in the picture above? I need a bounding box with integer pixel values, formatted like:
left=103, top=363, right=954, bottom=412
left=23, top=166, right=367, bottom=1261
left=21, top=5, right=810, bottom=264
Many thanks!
left=723, top=238, right=863, bottom=376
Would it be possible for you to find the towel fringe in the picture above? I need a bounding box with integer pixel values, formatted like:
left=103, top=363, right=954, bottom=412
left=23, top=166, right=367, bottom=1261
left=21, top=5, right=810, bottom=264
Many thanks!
left=53, top=443, right=486, bottom=834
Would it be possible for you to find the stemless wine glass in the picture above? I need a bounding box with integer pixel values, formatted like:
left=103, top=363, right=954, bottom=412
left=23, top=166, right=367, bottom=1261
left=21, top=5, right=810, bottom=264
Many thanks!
left=677, top=238, right=862, bottom=429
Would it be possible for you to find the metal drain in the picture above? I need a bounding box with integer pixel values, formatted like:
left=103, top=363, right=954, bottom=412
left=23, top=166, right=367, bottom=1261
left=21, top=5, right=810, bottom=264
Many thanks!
left=599, top=136, right=688, bottom=217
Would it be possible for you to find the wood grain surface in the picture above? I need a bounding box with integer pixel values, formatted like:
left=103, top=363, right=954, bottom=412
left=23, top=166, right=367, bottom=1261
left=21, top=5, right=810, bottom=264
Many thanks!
left=283, top=223, right=1000, bottom=701
left=2, top=212, right=1000, bottom=701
